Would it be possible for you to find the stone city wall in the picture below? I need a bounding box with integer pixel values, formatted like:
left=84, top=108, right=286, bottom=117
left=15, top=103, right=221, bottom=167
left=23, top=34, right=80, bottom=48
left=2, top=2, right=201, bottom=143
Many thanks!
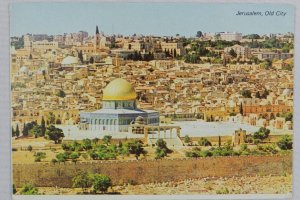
left=181, top=134, right=289, bottom=144
left=13, top=155, right=292, bottom=188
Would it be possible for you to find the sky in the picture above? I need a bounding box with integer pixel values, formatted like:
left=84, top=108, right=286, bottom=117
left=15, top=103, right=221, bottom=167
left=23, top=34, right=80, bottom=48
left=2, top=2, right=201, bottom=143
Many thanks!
left=10, top=3, right=295, bottom=37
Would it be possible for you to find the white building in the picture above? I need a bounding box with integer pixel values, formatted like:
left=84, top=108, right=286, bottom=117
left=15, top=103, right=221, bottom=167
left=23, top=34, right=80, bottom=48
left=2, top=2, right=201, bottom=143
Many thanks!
left=220, top=32, right=242, bottom=41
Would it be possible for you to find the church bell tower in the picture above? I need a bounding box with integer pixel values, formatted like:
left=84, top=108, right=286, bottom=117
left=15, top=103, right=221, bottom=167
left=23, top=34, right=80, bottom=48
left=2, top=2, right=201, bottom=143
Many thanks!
left=94, top=25, right=100, bottom=52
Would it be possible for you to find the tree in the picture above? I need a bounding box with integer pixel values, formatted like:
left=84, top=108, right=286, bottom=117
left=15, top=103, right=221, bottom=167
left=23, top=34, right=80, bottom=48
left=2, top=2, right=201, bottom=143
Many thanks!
left=41, top=117, right=46, bottom=136
left=102, top=135, right=112, bottom=145
left=30, top=125, right=42, bottom=138
left=241, top=89, right=252, bottom=98
left=70, top=152, right=80, bottom=163
left=34, top=152, right=46, bottom=162
left=261, top=89, right=269, bottom=99
left=82, top=138, right=92, bottom=150
left=127, top=140, right=145, bottom=160
left=72, top=171, right=93, bottom=193
left=46, top=125, right=64, bottom=144
left=240, top=103, right=243, bottom=116
left=198, top=137, right=212, bottom=146
left=253, top=127, right=270, bottom=140
left=22, top=123, right=29, bottom=137
left=48, top=112, right=56, bottom=125
left=155, top=139, right=170, bottom=159
left=92, top=174, right=112, bottom=193
left=173, top=49, right=177, bottom=58
left=218, top=136, right=221, bottom=147
left=255, top=91, right=261, bottom=98
left=184, top=135, right=191, bottom=143
left=27, top=145, right=33, bottom=152
left=260, top=60, right=272, bottom=70
left=196, top=31, right=203, bottom=38
left=155, top=148, right=167, bottom=159
left=15, top=124, right=20, bottom=137
left=92, top=137, right=99, bottom=144
left=12, top=184, right=17, bottom=194
left=282, top=112, right=293, bottom=122
left=229, top=49, right=237, bottom=58
left=20, top=183, right=38, bottom=195
left=78, top=50, right=84, bottom=64
left=277, top=135, right=293, bottom=150
left=56, top=152, right=68, bottom=163
left=12, top=126, right=15, bottom=137
left=156, top=138, right=168, bottom=149
left=56, top=90, right=65, bottom=98
left=89, top=56, right=94, bottom=64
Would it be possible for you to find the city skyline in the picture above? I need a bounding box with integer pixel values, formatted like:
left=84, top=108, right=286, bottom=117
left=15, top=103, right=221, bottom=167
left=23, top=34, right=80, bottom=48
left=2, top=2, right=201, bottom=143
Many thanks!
left=11, top=3, right=294, bottom=37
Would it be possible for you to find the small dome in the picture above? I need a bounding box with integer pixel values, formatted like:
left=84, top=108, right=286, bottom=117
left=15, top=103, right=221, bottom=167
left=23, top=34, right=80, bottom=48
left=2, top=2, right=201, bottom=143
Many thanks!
left=136, top=116, right=144, bottom=121
left=135, top=116, right=145, bottom=124
left=282, top=88, right=292, bottom=96
left=19, top=66, right=29, bottom=73
left=103, top=78, right=137, bottom=101
left=61, top=56, right=79, bottom=66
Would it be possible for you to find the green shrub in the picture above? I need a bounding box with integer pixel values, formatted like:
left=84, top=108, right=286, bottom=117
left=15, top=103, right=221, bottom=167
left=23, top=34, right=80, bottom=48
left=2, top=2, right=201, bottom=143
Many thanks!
left=13, top=184, right=17, bottom=194
left=184, top=135, right=191, bottom=143
left=56, top=152, right=68, bottom=163
left=70, top=152, right=80, bottom=163
left=20, top=183, right=38, bottom=195
left=253, top=127, right=270, bottom=140
left=216, top=187, right=229, bottom=194
left=198, top=137, right=212, bottom=146
left=34, top=152, right=46, bottom=162
left=27, top=145, right=33, bottom=152
left=277, top=135, right=293, bottom=150
left=72, top=171, right=93, bottom=193
left=92, top=174, right=112, bottom=194
left=240, top=144, right=248, bottom=151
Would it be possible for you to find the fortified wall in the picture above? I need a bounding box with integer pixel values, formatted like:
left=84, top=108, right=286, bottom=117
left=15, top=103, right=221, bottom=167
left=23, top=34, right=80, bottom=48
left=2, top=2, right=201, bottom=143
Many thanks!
left=13, top=155, right=292, bottom=188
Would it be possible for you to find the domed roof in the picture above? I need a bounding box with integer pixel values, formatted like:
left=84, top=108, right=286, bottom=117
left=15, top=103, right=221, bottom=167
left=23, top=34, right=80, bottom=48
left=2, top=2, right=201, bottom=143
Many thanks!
left=103, top=78, right=137, bottom=101
left=19, top=66, right=29, bottom=73
left=135, top=116, right=145, bottom=124
left=61, top=56, right=78, bottom=65
left=282, top=88, right=292, bottom=96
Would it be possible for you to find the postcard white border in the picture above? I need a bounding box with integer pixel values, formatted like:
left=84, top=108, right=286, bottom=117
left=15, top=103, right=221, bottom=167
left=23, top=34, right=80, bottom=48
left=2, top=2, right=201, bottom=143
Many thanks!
left=0, top=0, right=299, bottom=200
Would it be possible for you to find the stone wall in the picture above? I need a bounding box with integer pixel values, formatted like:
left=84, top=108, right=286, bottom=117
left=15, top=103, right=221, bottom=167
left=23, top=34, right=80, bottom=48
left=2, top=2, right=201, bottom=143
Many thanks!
left=180, top=136, right=232, bottom=144
left=13, top=155, right=292, bottom=188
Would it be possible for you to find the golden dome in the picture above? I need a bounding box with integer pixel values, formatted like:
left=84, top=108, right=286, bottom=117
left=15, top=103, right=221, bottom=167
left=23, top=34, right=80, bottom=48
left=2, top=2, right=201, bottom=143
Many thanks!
left=103, top=78, right=137, bottom=101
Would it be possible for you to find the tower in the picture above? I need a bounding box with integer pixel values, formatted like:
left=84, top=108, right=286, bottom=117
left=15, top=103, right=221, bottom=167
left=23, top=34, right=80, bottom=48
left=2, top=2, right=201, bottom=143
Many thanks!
left=94, top=25, right=100, bottom=52
left=24, top=34, right=33, bottom=51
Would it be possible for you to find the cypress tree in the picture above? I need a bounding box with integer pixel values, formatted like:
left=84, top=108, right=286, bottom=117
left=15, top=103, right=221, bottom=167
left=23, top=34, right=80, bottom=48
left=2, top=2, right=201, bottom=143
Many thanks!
left=41, top=116, right=46, bottom=136
left=16, top=124, right=20, bottom=137
left=240, top=103, right=243, bottom=116
left=22, top=123, right=28, bottom=137
left=12, top=126, right=15, bottom=137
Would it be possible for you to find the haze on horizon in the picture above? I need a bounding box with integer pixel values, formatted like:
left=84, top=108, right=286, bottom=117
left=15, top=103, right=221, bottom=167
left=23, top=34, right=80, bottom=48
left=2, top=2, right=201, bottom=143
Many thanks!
left=11, top=3, right=295, bottom=37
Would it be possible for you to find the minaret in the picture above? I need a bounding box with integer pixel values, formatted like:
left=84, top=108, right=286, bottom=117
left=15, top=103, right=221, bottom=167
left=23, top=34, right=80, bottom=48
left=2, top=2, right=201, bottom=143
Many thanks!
left=94, top=25, right=100, bottom=52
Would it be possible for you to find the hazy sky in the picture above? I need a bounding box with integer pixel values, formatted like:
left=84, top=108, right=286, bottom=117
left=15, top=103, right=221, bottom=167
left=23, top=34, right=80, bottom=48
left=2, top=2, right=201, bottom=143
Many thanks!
left=10, top=3, right=295, bottom=37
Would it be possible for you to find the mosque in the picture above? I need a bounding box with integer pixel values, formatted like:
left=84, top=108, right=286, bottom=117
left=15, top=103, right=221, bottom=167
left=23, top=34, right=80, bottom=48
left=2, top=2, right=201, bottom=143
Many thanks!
left=79, top=78, right=160, bottom=132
